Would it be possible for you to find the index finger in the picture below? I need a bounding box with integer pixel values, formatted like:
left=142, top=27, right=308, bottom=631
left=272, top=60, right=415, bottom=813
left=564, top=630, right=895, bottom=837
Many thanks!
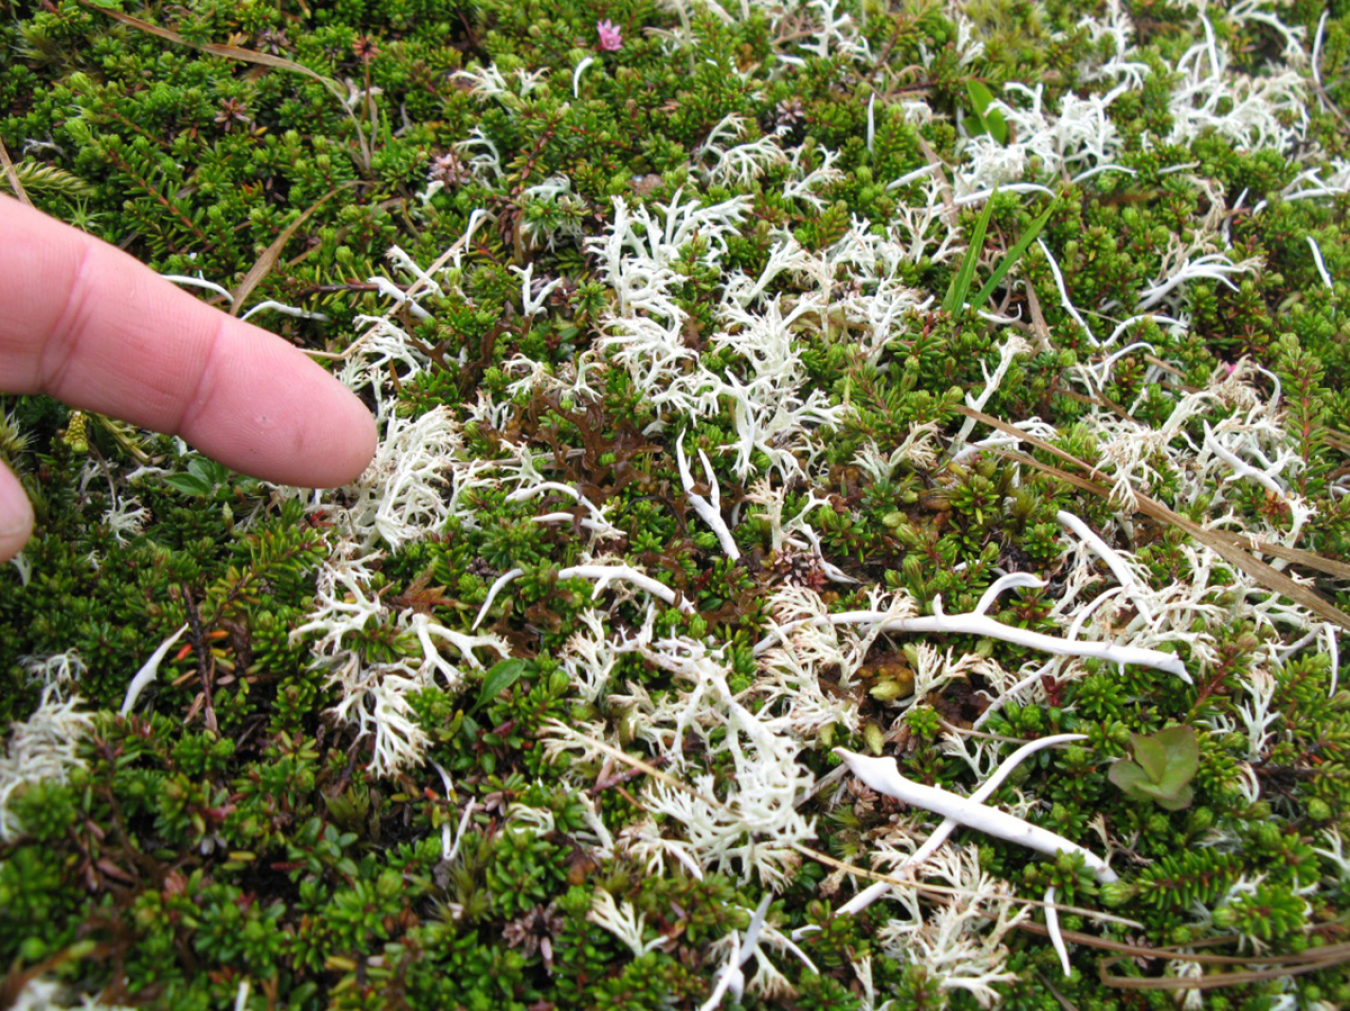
left=0, top=195, right=376, bottom=488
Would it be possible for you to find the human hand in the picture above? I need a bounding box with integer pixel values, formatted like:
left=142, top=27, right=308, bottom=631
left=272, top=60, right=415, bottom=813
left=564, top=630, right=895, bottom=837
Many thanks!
left=0, top=194, right=377, bottom=562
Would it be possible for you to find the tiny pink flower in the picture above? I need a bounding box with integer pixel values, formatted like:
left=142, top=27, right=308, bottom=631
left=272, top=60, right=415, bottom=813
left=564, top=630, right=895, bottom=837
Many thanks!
left=596, top=19, right=623, bottom=51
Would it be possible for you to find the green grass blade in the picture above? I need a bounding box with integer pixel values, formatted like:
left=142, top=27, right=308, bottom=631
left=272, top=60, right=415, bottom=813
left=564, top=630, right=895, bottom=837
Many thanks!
left=969, top=197, right=1057, bottom=314
left=944, top=190, right=997, bottom=315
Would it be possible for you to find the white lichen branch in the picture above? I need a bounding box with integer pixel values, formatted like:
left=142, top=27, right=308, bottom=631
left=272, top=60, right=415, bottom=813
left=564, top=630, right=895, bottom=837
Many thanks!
left=120, top=623, right=190, bottom=717
left=473, top=568, right=524, bottom=630
left=559, top=563, right=694, bottom=613
left=1045, top=885, right=1071, bottom=977
left=677, top=434, right=741, bottom=560
left=832, top=732, right=1088, bottom=918
left=699, top=894, right=818, bottom=1009
left=0, top=681, right=96, bottom=842
left=757, top=593, right=1190, bottom=681
left=1056, top=510, right=1155, bottom=623
left=589, top=889, right=670, bottom=959
left=836, top=749, right=1119, bottom=883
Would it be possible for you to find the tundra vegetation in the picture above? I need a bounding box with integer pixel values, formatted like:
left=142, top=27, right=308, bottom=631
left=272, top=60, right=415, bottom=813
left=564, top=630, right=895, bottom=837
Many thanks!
left=2, top=0, right=1350, bottom=1007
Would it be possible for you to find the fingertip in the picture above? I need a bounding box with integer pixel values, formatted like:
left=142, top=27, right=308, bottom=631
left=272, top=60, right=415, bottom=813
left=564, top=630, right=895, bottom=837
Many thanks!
left=324, top=382, right=379, bottom=488
left=0, top=463, right=35, bottom=564
left=175, top=322, right=379, bottom=490
left=267, top=355, right=378, bottom=488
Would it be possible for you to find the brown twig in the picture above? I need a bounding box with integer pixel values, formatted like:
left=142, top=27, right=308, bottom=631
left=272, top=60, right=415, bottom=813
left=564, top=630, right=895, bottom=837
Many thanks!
left=0, top=135, right=31, bottom=206
left=179, top=584, right=217, bottom=734
left=229, top=183, right=357, bottom=315
left=1014, top=920, right=1350, bottom=989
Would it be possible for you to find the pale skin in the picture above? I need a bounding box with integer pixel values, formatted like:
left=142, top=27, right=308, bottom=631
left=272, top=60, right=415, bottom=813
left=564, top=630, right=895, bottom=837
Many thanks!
left=0, top=194, right=378, bottom=562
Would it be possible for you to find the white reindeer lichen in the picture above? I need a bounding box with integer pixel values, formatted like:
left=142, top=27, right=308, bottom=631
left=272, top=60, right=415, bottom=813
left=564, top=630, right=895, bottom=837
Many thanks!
left=1, top=676, right=94, bottom=843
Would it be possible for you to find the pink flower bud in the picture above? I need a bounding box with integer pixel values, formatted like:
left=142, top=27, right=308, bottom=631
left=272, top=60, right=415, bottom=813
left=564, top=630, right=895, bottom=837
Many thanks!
left=596, top=19, right=623, bottom=52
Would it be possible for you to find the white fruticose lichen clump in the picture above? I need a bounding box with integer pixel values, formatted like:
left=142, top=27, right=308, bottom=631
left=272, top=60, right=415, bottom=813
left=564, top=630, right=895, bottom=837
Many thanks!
left=1, top=655, right=93, bottom=843
left=289, top=548, right=510, bottom=776
left=557, top=615, right=819, bottom=889
left=873, top=844, right=1029, bottom=1008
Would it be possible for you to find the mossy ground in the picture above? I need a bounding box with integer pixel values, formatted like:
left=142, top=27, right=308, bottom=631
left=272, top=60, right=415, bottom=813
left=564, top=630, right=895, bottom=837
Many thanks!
left=3, top=0, right=1350, bottom=1008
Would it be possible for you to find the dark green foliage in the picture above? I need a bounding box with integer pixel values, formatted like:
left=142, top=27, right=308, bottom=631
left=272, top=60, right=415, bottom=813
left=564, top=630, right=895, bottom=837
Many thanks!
left=3, top=0, right=1350, bottom=1008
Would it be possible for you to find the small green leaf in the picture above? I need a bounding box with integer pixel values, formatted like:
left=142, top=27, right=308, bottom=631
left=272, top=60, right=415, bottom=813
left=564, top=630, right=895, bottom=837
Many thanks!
left=470, top=658, right=528, bottom=714
left=1108, top=759, right=1151, bottom=796
left=965, top=80, right=1008, bottom=145
left=163, top=473, right=213, bottom=497
left=985, top=106, right=1008, bottom=146
left=189, top=457, right=230, bottom=486
left=1110, top=726, right=1199, bottom=810
left=966, top=79, right=996, bottom=117
left=1153, top=783, right=1194, bottom=811
left=1118, top=775, right=1193, bottom=811
left=1130, top=732, right=1170, bottom=783
left=1153, top=726, right=1199, bottom=777
left=1155, top=728, right=1198, bottom=782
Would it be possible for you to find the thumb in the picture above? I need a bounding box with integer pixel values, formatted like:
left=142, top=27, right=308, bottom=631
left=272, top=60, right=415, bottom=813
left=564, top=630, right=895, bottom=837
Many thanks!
left=0, top=461, right=35, bottom=563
